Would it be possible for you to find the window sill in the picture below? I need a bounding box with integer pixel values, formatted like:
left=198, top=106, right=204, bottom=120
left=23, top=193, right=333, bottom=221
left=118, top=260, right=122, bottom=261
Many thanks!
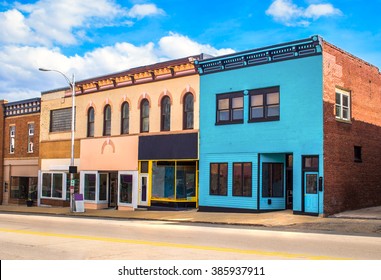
left=335, top=117, right=352, bottom=124
left=248, top=117, right=280, bottom=123
left=215, top=120, right=244, bottom=125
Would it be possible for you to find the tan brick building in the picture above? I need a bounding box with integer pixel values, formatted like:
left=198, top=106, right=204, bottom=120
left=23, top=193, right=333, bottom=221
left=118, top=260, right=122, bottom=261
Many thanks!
left=2, top=98, right=40, bottom=205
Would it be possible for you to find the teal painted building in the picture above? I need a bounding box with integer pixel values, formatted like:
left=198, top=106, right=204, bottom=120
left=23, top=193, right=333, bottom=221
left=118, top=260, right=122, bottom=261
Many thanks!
left=196, top=36, right=324, bottom=215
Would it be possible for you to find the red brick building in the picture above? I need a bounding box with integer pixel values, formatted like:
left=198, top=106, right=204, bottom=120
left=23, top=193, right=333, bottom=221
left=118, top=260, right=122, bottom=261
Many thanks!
left=323, top=41, right=381, bottom=214
left=2, top=98, right=41, bottom=205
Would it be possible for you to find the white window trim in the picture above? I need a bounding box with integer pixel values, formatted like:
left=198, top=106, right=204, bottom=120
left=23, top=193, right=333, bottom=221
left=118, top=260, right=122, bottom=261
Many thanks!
left=119, top=171, right=138, bottom=208
left=335, top=88, right=351, bottom=121
left=40, top=172, right=67, bottom=200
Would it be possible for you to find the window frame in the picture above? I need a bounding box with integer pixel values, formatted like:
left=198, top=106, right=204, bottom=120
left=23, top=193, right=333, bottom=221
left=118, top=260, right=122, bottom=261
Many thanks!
left=209, top=163, right=228, bottom=196
left=121, top=102, right=130, bottom=135
left=9, top=126, right=15, bottom=154
left=233, top=162, right=252, bottom=197
left=87, top=107, right=95, bottom=137
left=262, top=162, right=284, bottom=198
left=183, top=93, right=194, bottom=130
left=216, top=92, right=244, bottom=125
left=50, top=107, right=75, bottom=133
left=140, top=99, right=150, bottom=133
left=103, top=105, right=111, bottom=136
left=160, top=96, right=171, bottom=131
left=41, top=172, right=66, bottom=199
left=249, top=86, right=280, bottom=122
left=335, top=88, right=351, bottom=122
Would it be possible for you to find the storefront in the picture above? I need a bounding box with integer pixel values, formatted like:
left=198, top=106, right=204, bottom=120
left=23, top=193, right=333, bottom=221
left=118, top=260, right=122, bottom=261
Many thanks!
left=138, top=133, right=198, bottom=207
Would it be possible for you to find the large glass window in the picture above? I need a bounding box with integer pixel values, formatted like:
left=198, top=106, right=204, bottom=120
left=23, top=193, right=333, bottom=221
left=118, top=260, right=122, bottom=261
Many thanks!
left=262, top=163, right=284, bottom=197
left=84, top=173, right=96, bottom=201
left=210, top=163, right=228, bottom=196
left=176, top=162, right=196, bottom=198
left=140, top=99, right=149, bottom=132
left=103, top=105, right=111, bottom=136
left=121, top=102, right=129, bottom=134
left=216, top=92, right=243, bottom=124
left=10, top=177, right=38, bottom=200
left=183, top=93, right=194, bottom=129
left=120, top=174, right=133, bottom=203
left=335, top=88, right=351, bottom=121
left=87, top=107, right=94, bottom=137
left=233, top=163, right=252, bottom=197
left=249, top=86, right=280, bottom=122
left=41, top=173, right=64, bottom=199
left=161, top=96, right=171, bottom=131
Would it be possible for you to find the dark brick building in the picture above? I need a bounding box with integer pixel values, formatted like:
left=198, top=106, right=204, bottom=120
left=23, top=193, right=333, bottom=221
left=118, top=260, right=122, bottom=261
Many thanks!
left=2, top=98, right=40, bottom=205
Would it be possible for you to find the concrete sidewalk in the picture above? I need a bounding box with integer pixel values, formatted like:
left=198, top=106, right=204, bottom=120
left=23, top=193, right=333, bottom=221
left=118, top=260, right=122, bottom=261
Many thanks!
left=0, top=204, right=381, bottom=229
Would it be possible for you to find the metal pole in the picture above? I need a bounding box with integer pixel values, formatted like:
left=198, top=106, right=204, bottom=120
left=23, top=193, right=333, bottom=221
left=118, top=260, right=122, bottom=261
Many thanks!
left=70, top=73, right=75, bottom=212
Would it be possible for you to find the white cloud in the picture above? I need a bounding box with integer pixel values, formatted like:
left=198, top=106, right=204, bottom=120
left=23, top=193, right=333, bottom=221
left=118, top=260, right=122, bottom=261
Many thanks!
left=127, top=4, right=165, bottom=19
left=0, top=33, right=235, bottom=102
left=266, top=0, right=342, bottom=27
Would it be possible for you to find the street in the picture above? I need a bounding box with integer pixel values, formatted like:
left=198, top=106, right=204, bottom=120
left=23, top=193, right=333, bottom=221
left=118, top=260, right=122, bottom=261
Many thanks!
left=0, top=213, right=380, bottom=260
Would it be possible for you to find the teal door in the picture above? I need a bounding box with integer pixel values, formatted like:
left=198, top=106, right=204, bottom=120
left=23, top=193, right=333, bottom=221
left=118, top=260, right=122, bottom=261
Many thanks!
left=304, top=172, right=319, bottom=213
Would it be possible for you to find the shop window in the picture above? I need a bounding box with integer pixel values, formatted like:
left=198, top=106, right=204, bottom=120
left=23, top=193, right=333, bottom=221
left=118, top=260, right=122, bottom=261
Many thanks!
left=84, top=173, right=96, bottom=201
left=183, top=93, right=194, bottom=130
left=161, top=96, right=171, bottom=131
left=233, top=162, right=252, bottom=197
left=50, top=107, right=75, bottom=132
left=10, top=177, right=37, bottom=200
left=140, top=161, right=149, bottom=173
left=354, top=146, right=362, bottom=162
left=42, top=173, right=64, bottom=199
left=216, top=92, right=243, bottom=124
left=335, top=88, right=351, bottom=121
left=120, top=174, right=133, bottom=204
left=87, top=107, right=95, bottom=137
left=140, top=99, right=150, bottom=133
left=99, top=173, right=108, bottom=201
left=210, top=163, right=228, bottom=196
left=103, top=105, right=111, bottom=136
left=303, top=156, right=319, bottom=170
left=249, top=86, right=280, bottom=122
left=121, top=102, right=129, bottom=134
left=262, top=163, right=284, bottom=198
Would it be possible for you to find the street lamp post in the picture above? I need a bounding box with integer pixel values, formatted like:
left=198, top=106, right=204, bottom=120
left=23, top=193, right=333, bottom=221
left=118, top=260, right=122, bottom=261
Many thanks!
left=39, top=68, right=76, bottom=212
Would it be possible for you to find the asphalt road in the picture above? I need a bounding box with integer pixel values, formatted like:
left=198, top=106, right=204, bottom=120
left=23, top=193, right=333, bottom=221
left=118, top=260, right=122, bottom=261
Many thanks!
left=1, top=213, right=381, bottom=260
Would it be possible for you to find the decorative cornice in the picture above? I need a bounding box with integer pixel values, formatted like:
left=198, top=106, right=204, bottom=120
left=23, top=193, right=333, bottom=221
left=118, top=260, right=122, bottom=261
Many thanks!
left=3, top=98, right=41, bottom=117
left=195, top=36, right=322, bottom=75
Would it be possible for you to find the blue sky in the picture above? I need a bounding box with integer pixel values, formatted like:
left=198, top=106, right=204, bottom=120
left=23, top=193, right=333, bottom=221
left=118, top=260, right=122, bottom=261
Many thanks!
left=0, top=0, right=380, bottom=102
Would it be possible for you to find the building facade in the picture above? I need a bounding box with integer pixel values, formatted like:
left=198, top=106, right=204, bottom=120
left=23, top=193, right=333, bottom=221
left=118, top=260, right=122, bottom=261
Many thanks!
left=1, top=98, right=41, bottom=205
left=196, top=36, right=381, bottom=215
left=39, top=56, right=202, bottom=210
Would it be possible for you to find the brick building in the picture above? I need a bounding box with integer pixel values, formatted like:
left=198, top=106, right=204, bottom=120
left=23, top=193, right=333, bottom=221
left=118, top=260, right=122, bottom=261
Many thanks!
left=0, top=100, right=5, bottom=203
left=2, top=98, right=41, bottom=205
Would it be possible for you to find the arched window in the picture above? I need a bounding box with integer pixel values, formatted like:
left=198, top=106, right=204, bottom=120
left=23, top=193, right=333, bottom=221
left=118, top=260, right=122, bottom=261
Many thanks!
left=161, top=96, right=171, bottom=131
left=183, top=93, right=194, bottom=129
left=87, top=107, right=94, bottom=137
left=140, top=99, right=149, bottom=133
left=121, top=102, right=129, bottom=134
left=103, top=105, right=111, bottom=136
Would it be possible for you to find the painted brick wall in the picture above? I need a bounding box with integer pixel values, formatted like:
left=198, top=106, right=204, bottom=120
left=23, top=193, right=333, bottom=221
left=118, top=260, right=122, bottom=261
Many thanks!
left=3, top=114, right=40, bottom=159
left=323, top=41, right=381, bottom=214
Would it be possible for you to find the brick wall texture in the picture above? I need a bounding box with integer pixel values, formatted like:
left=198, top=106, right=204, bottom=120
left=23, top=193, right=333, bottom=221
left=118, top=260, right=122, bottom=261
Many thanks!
left=0, top=101, right=5, bottom=203
left=323, top=40, right=381, bottom=215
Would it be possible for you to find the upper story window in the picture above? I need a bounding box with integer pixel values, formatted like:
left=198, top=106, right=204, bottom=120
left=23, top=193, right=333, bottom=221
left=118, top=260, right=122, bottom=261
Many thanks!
left=121, top=102, right=129, bottom=134
left=103, top=105, right=111, bottom=136
left=183, top=93, right=194, bottom=130
left=216, top=92, right=243, bottom=125
left=10, top=126, right=15, bottom=154
left=249, top=86, right=280, bottom=122
left=161, top=96, right=171, bottom=131
left=50, top=107, right=75, bottom=132
left=335, top=88, right=351, bottom=121
left=140, top=99, right=150, bottom=133
left=87, top=107, right=94, bottom=137
left=27, top=123, right=34, bottom=153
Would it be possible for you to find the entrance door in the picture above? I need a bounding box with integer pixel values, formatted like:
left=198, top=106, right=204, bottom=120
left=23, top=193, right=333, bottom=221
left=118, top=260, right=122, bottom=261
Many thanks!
left=138, top=174, right=149, bottom=206
left=108, top=172, right=118, bottom=208
left=304, top=172, right=319, bottom=213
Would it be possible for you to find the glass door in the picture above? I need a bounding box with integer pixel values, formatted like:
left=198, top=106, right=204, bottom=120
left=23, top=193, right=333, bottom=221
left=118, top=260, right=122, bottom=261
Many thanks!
left=138, top=174, right=149, bottom=206
left=304, top=172, right=319, bottom=213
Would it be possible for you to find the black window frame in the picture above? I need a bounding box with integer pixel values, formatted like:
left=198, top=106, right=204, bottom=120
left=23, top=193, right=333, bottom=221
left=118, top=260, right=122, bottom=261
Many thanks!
left=249, top=86, right=280, bottom=122
left=103, top=105, right=111, bottom=136
left=209, top=163, right=228, bottom=196
left=140, top=99, right=150, bottom=133
left=160, top=96, right=171, bottom=131
left=262, top=162, right=284, bottom=198
left=87, top=107, right=94, bottom=137
left=216, top=91, right=244, bottom=125
left=233, top=162, right=252, bottom=197
left=121, top=102, right=129, bottom=135
left=183, top=93, right=194, bottom=130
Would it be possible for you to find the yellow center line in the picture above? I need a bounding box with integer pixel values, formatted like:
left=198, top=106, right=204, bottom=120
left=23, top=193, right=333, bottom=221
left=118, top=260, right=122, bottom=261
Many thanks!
left=0, top=227, right=350, bottom=260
